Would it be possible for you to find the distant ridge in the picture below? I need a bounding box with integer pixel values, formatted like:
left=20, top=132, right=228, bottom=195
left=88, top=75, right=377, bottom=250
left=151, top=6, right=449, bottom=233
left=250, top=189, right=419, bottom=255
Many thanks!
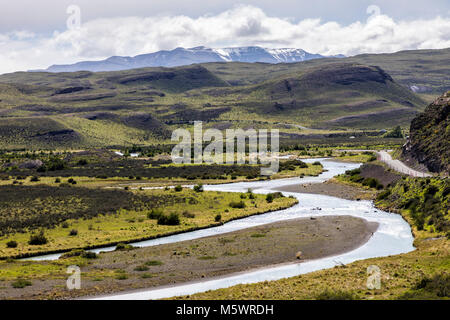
left=41, top=46, right=342, bottom=73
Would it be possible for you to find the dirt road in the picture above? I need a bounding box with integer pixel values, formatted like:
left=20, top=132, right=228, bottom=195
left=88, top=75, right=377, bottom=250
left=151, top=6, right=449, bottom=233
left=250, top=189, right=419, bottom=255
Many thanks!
left=376, top=151, right=432, bottom=177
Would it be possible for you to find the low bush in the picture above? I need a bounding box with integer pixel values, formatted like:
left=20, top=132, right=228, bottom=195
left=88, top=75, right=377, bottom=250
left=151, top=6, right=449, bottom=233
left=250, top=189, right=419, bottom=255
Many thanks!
left=147, top=208, right=164, bottom=219
left=11, top=279, right=32, bottom=289
left=401, top=273, right=450, bottom=299
left=115, top=243, right=134, bottom=251
left=157, top=212, right=180, bottom=225
left=362, top=177, right=383, bottom=190
left=6, top=240, right=17, bottom=248
left=193, top=184, right=204, bottom=192
left=59, top=249, right=85, bottom=259
left=229, top=201, right=246, bottom=209
left=28, top=231, right=48, bottom=245
left=145, top=260, right=163, bottom=266
left=134, top=265, right=149, bottom=272
left=81, top=251, right=98, bottom=259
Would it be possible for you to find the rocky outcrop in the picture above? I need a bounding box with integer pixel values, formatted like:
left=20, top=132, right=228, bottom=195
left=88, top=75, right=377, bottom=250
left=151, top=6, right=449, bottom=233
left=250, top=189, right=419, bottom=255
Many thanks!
left=402, top=91, right=449, bottom=174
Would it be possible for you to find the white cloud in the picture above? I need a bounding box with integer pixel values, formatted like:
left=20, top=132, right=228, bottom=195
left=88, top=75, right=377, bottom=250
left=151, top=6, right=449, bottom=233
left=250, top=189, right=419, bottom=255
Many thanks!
left=0, top=5, right=449, bottom=74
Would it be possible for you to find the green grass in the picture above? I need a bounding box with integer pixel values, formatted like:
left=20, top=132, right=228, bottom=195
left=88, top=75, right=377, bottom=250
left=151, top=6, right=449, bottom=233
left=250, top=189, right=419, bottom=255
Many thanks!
left=0, top=188, right=297, bottom=258
left=2, top=49, right=446, bottom=149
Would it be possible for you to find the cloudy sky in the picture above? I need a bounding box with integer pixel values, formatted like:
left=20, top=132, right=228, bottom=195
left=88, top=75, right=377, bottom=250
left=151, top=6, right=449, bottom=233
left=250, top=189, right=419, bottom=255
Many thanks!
left=1, top=0, right=449, bottom=74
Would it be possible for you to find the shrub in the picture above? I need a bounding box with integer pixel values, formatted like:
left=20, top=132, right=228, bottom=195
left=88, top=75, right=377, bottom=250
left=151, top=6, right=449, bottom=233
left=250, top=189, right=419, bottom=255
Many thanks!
left=134, top=265, right=149, bottom=272
left=61, top=221, right=69, bottom=228
left=266, top=193, right=274, bottom=203
left=312, top=161, right=322, bottom=166
left=345, top=168, right=361, bottom=176
left=145, top=260, right=163, bottom=266
left=174, top=185, right=183, bottom=192
left=6, top=240, right=17, bottom=248
left=215, top=214, right=222, bottom=222
left=81, top=251, right=98, bottom=259
left=11, top=278, right=32, bottom=289
left=28, top=231, right=48, bottom=245
left=362, top=177, right=383, bottom=189
left=115, top=243, right=134, bottom=251
left=69, top=229, right=78, bottom=236
left=384, top=126, right=403, bottom=138
left=229, top=201, right=246, bottom=209
left=147, top=209, right=164, bottom=219
left=376, top=189, right=391, bottom=200
left=157, top=213, right=180, bottom=225
left=54, top=178, right=61, bottom=183
left=193, top=184, right=204, bottom=192
left=30, top=176, right=40, bottom=182
left=401, top=273, right=450, bottom=299
left=251, top=233, right=265, bottom=238
left=115, top=273, right=128, bottom=280
left=60, top=249, right=85, bottom=259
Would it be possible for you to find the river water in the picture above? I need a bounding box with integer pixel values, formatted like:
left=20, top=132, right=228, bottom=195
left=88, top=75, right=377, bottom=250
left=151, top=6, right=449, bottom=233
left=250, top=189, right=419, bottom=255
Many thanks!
left=22, top=159, right=415, bottom=299
left=85, top=158, right=415, bottom=300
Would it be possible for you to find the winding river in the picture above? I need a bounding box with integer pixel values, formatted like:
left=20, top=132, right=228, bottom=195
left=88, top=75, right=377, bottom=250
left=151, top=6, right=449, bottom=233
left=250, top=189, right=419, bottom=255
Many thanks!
left=25, top=159, right=415, bottom=300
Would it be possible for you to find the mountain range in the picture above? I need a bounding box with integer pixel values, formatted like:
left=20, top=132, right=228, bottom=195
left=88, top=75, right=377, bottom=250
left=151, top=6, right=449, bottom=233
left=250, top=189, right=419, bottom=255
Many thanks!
left=43, top=46, right=340, bottom=73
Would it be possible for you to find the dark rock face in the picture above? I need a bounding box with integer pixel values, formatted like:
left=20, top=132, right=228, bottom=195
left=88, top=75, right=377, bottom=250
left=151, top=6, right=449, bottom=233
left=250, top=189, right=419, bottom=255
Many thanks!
left=403, top=91, right=449, bottom=174
left=301, top=64, right=394, bottom=85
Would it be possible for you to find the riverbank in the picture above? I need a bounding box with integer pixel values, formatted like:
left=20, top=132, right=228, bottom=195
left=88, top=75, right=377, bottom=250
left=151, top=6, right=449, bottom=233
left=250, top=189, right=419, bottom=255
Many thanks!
left=180, top=237, right=448, bottom=300
left=275, top=180, right=376, bottom=201
left=0, top=190, right=297, bottom=260
left=0, top=215, right=377, bottom=299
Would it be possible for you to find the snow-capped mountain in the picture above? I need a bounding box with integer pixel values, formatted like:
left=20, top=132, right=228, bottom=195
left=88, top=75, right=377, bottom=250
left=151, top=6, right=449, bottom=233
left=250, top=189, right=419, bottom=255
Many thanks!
left=44, top=46, right=340, bottom=73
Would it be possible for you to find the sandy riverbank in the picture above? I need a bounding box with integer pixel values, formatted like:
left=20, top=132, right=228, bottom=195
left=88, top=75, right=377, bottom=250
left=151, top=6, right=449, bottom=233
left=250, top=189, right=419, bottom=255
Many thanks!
left=275, top=180, right=375, bottom=200
left=2, top=215, right=378, bottom=299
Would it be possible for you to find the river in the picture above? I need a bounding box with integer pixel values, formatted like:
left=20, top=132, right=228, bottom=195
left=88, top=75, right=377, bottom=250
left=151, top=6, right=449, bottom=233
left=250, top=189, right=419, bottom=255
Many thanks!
left=22, top=159, right=415, bottom=299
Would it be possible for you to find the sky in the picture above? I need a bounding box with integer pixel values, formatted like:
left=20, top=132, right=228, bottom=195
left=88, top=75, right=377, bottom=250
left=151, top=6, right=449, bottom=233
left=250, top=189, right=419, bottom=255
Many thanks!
left=0, top=0, right=449, bottom=74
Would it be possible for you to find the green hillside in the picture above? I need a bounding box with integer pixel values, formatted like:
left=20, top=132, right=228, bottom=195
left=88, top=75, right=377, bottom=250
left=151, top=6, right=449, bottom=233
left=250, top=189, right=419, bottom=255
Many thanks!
left=204, top=48, right=450, bottom=97
left=402, top=91, right=450, bottom=174
left=1, top=48, right=448, bottom=149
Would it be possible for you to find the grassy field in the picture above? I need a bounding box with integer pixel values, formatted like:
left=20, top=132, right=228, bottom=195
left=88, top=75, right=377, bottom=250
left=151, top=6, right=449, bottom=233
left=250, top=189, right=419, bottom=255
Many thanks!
left=179, top=237, right=448, bottom=300
left=1, top=50, right=444, bottom=149
left=177, top=176, right=449, bottom=300
left=0, top=215, right=374, bottom=299
left=0, top=188, right=297, bottom=259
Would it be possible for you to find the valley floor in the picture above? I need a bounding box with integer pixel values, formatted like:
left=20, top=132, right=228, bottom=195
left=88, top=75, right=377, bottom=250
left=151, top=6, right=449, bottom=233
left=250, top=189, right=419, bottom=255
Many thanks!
left=0, top=215, right=376, bottom=300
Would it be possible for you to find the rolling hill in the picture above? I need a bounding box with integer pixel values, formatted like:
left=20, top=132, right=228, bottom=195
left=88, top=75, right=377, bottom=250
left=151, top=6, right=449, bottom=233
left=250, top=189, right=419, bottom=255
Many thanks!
left=0, top=58, right=427, bottom=149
